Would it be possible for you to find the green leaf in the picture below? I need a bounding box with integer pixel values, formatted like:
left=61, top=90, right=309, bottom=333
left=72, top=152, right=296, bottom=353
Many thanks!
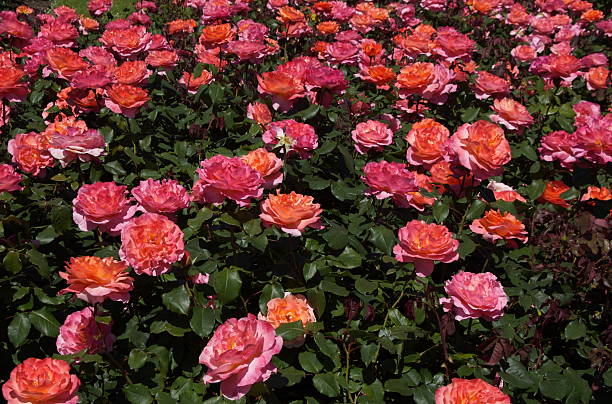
left=124, top=383, right=153, bottom=404
left=501, top=357, right=535, bottom=390
left=320, top=279, right=349, bottom=296
left=461, top=107, right=480, bottom=122
left=259, top=283, right=284, bottom=314
left=559, top=188, right=579, bottom=201
left=211, top=268, right=242, bottom=304
left=30, top=308, right=60, bottom=337
left=208, top=83, right=224, bottom=104
left=526, top=180, right=546, bottom=200
left=190, top=307, right=216, bottom=338
left=3, top=251, right=22, bottom=274
left=433, top=200, right=449, bottom=223
left=314, top=333, right=340, bottom=362
left=8, top=313, right=31, bottom=347
left=299, top=351, right=323, bottom=373
left=104, top=160, right=127, bottom=176
left=312, top=373, right=340, bottom=397
left=322, top=225, right=349, bottom=250
left=128, top=349, right=148, bottom=370
left=276, top=320, right=305, bottom=341
left=243, top=219, right=262, bottom=236
left=368, top=226, right=395, bottom=255
left=355, top=278, right=377, bottom=295
left=360, top=343, right=378, bottom=366
left=162, top=285, right=191, bottom=315
left=334, top=247, right=362, bottom=269
left=331, top=181, right=359, bottom=201
left=249, top=233, right=268, bottom=252
left=465, top=200, right=487, bottom=221
left=458, top=235, right=477, bottom=259
left=27, top=249, right=50, bottom=277
left=564, top=320, right=586, bottom=340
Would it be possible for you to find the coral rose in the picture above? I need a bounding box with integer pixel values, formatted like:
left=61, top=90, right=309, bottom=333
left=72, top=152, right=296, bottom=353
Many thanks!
left=48, top=128, right=106, bottom=167
left=393, top=220, right=459, bottom=277
left=486, top=181, right=526, bottom=203
left=2, top=358, right=80, bottom=404
left=199, top=314, right=283, bottom=400
left=262, top=120, right=318, bottom=158
left=537, top=180, right=572, bottom=208
left=72, top=182, right=137, bottom=235
left=7, top=132, right=55, bottom=176
left=435, top=378, right=510, bottom=404
left=199, top=23, right=235, bottom=46
left=179, top=70, right=213, bottom=94
left=167, top=19, right=198, bottom=35
left=406, top=118, right=450, bottom=167
left=449, top=120, right=511, bottom=180
left=473, top=71, right=510, bottom=100
left=88, top=0, right=112, bottom=16
left=259, top=292, right=316, bottom=347
left=490, top=98, right=534, bottom=131
left=57, top=307, right=115, bottom=356
left=585, top=66, right=609, bottom=90
left=247, top=102, right=273, bottom=125
left=119, top=213, right=185, bottom=276
left=440, top=271, right=508, bottom=321
left=0, top=66, right=29, bottom=102
left=0, top=164, right=24, bottom=193
left=45, top=48, right=88, bottom=80
left=355, top=65, right=395, bottom=90
left=100, top=26, right=152, bottom=58
left=351, top=120, right=393, bottom=154
left=131, top=179, right=190, bottom=216
left=581, top=186, right=612, bottom=203
left=104, top=84, right=149, bottom=118
left=241, top=148, right=283, bottom=188
left=114, top=61, right=151, bottom=85
left=257, top=71, right=304, bottom=111
left=260, top=190, right=324, bottom=236
left=59, top=256, right=133, bottom=304
left=193, top=155, right=264, bottom=206
left=362, top=161, right=418, bottom=207
left=470, top=209, right=528, bottom=243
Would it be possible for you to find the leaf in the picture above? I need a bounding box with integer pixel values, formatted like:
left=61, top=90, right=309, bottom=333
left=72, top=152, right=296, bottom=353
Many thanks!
left=128, top=349, right=148, bottom=370
left=276, top=320, right=305, bottom=341
left=330, top=181, right=359, bottom=201
left=355, top=278, right=377, bottom=295
left=320, top=279, right=349, bottom=296
left=8, top=313, right=31, bottom=347
left=458, top=235, right=477, bottom=259
left=368, top=226, right=395, bottom=255
left=124, top=383, right=153, bottom=404
left=259, top=283, right=284, bottom=314
left=461, top=107, right=480, bottom=122
left=501, top=357, right=535, bottom=389
left=30, top=308, right=60, bottom=337
left=314, top=333, right=340, bottom=362
left=249, top=233, right=268, bottom=252
left=312, top=373, right=340, bottom=397
left=432, top=200, right=449, bottom=223
left=559, top=188, right=579, bottom=201
left=322, top=225, right=349, bottom=250
left=526, top=180, right=546, bottom=200
left=564, top=320, right=586, bottom=340
left=162, top=285, right=191, bottom=315
left=3, top=251, right=22, bottom=274
left=27, top=249, right=50, bottom=277
left=465, top=200, right=487, bottom=221
left=334, top=247, right=362, bottom=269
left=299, top=351, right=323, bottom=373
left=208, top=83, right=224, bottom=104
left=190, top=307, right=216, bottom=338
left=211, top=268, right=242, bottom=304
left=360, top=343, right=378, bottom=366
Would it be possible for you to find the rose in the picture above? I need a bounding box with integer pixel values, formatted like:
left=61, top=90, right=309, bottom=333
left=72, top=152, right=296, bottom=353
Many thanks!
left=486, top=181, right=526, bottom=203
left=393, top=220, right=459, bottom=277
left=361, top=160, right=418, bottom=207
left=114, top=61, right=151, bottom=85
left=104, top=84, right=150, bottom=118
left=193, top=155, right=264, bottom=206
left=470, top=209, right=528, bottom=243
left=257, top=71, right=305, bottom=111
left=537, top=180, right=572, bottom=208
left=0, top=67, right=29, bottom=102
left=131, top=179, right=191, bottom=216
left=259, top=190, right=324, bottom=236
left=262, top=120, right=318, bottom=158
left=247, top=102, right=273, bottom=125
left=119, top=213, right=185, bottom=276
left=179, top=70, right=214, bottom=94
left=440, top=271, right=508, bottom=321
left=48, top=128, right=106, bottom=167
left=0, top=164, right=24, bottom=193
left=435, top=378, right=510, bottom=404
left=45, top=48, right=88, bottom=80
left=59, top=256, right=133, bottom=304
left=473, top=71, right=510, bottom=100
left=2, top=358, right=80, bottom=404
left=100, top=26, right=152, bottom=58
left=351, top=120, right=393, bottom=154
left=490, top=98, right=534, bottom=131
left=72, top=181, right=137, bottom=235
left=241, top=148, right=284, bottom=188
left=405, top=118, right=450, bottom=167
left=199, top=23, right=235, bottom=46
left=7, top=132, right=55, bottom=176
left=199, top=314, right=283, bottom=400
left=259, top=292, right=316, bottom=347
left=57, top=307, right=116, bottom=356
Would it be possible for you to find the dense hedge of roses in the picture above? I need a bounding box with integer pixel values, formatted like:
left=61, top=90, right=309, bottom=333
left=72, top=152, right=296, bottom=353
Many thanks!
left=0, top=0, right=610, bottom=403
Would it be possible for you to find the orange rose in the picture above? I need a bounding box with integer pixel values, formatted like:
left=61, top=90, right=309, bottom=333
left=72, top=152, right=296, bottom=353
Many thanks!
left=277, top=6, right=305, bottom=24
left=114, top=61, right=151, bottom=85
left=246, top=102, right=272, bottom=125
left=0, top=66, right=29, bottom=102
left=167, top=19, right=198, bottom=35
left=469, top=0, right=498, bottom=14
left=241, top=148, right=283, bottom=188
left=259, top=190, right=324, bottom=236
left=46, top=48, right=88, bottom=80
left=429, top=161, right=474, bottom=193
left=63, top=87, right=101, bottom=113
left=146, top=50, right=178, bottom=69
left=586, top=66, right=609, bottom=90
left=356, top=65, right=395, bottom=90
left=405, top=118, right=450, bottom=167
left=258, top=292, right=316, bottom=347
left=2, top=358, right=80, bottom=404
left=361, top=39, right=383, bottom=57
left=396, top=62, right=434, bottom=94
left=179, top=70, right=213, bottom=94
left=537, top=180, right=572, bottom=208
left=581, top=9, right=604, bottom=22
left=470, top=209, right=528, bottom=243
left=581, top=186, right=612, bottom=203
left=104, top=84, right=149, bottom=118
left=435, top=378, right=510, bottom=404
left=79, top=17, right=100, bottom=32
left=316, top=21, right=339, bottom=35
left=490, top=97, right=534, bottom=131
left=257, top=71, right=304, bottom=111
left=7, top=132, right=54, bottom=176
left=16, top=5, right=34, bottom=14
left=199, top=23, right=235, bottom=46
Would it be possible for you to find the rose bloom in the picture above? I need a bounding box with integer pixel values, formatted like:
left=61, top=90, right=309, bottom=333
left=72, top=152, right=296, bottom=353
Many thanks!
left=442, top=270, right=508, bottom=322
left=120, top=212, right=185, bottom=276
left=393, top=220, right=459, bottom=277
left=57, top=307, right=115, bottom=356
left=241, top=148, right=283, bottom=188
left=586, top=66, right=609, bottom=90
left=146, top=50, right=179, bottom=69
left=538, top=130, right=583, bottom=169
left=59, top=256, right=134, bottom=304
left=436, top=378, right=510, bottom=404
left=0, top=164, right=24, bottom=193
left=199, top=23, right=235, bottom=46
left=39, top=19, right=78, bottom=47
left=100, top=26, right=152, bottom=58
left=179, top=70, right=213, bottom=94
left=48, top=128, right=106, bottom=167
left=449, top=120, right=511, bottom=180
left=581, top=186, right=612, bottom=203
left=576, top=115, right=612, bottom=165
left=0, top=66, right=29, bottom=102
left=355, top=65, right=395, bottom=90
left=473, top=71, right=510, bottom=100
left=257, top=71, right=305, bottom=111
left=70, top=66, right=113, bottom=89
left=114, top=60, right=151, bottom=85
left=396, top=63, right=456, bottom=104
left=317, top=21, right=339, bottom=35
left=430, top=161, right=475, bottom=194
left=7, top=132, right=55, bottom=176
left=511, top=45, right=536, bottom=62
left=470, top=209, right=528, bottom=244
left=0, top=11, right=33, bottom=39
left=433, top=27, right=476, bottom=62
left=167, top=19, right=198, bottom=35
left=259, top=292, right=316, bottom=347
left=132, top=178, right=190, bottom=216
left=490, top=98, right=534, bottom=131
left=406, top=118, right=450, bottom=167
left=104, top=84, right=150, bottom=118
left=247, top=102, right=272, bottom=125
left=72, top=182, right=138, bottom=235
left=88, top=0, right=112, bottom=16
left=2, top=358, right=80, bottom=404
left=45, top=48, right=89, bottom=80
left=200, top=314, right=283, bottom=400
left=351, top=120, right=393, bottom=154
left=581, top=9, right=604, bottom=22
left=262, top=120, right=318, bottom=159
left=537, top=180, right=572, bottom=208
left=405, top=172, right=436, bottom=211
left=362, top=161, right=418, bottom=207
left=193, top=155, right=264, bottom=206
left=486, top=181, right=526, bottom=203
left=259, top=190, right=323, bottom=236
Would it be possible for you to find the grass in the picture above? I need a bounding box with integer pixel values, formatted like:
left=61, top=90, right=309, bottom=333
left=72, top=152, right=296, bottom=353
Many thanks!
left=53, top=0, right=136, bottom=18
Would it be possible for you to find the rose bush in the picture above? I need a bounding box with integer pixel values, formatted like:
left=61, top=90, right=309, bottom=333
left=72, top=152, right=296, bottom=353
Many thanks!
left=0, top=0, right=610, bottom=403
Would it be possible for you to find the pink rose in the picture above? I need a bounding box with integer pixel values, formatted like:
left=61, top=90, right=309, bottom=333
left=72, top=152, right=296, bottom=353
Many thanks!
left=262, top=120, right=318, bottom=159
left=131, top=179, right=190, bottom=216
left=241, top=148, right=284, bottom=189
left=486, top=181, right=526, bottom=203
left=119, top=213, right=185, bottom=276
left=490, top=98, right=534, bottom=131
left=538, top=130, right=583, bottom=169
left=0, top=164, right=24, bottom=193
left=88, top=0, right=112, bottom=16
left=199, top=314, right=283, bottom=400
left=435, top=378, right=511, bottom=404
left=361, top=161, right=418, bottom=207
left=393, top=220, right=459, bottom=277
left=72, top=182, right=138, bottom=235
left=575, top=115, right=612, bottom=165
left=440, top=271, right=508, bottom=321
left=351, top=120, right=393, bottom=154
left=193, top=155, right=264, bottom=207
left=473, top=71, right=510, bottom=100
left=573, top=101, right=600, bottom=127
left=57, top=307, right=115, bottom=356
left=48, top=128, right=106, bottom=167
